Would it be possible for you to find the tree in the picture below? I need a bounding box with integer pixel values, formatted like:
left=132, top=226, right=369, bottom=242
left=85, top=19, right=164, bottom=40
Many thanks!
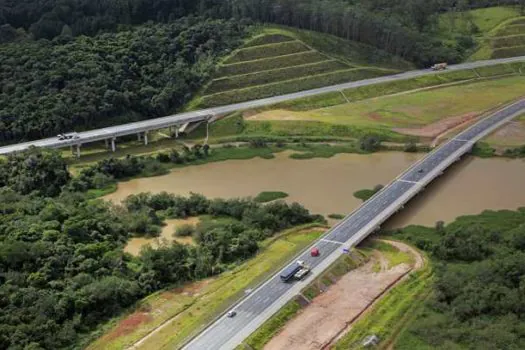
left=359, top=135, right=382, bottom=152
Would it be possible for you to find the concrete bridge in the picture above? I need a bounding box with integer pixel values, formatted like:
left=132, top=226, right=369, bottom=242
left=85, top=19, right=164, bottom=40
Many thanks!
left=180, top=99, right=525, bottom=350
left=1, top=56, right=524, bottom=157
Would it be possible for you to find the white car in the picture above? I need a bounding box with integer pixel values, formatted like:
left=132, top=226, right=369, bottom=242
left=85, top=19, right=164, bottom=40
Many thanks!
left=227, top=310, right=237, bottom=318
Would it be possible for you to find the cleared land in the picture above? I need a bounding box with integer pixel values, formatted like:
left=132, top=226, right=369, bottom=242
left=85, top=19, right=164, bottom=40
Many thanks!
left=245, top=75, right=525, bottom=141
left=260, top=240, right=422, bottom=350
left=485, top=113, right=525, bottom=146
left=89, top=226, right=326, bottom=350
left=192, top=27, right=405, bottom=108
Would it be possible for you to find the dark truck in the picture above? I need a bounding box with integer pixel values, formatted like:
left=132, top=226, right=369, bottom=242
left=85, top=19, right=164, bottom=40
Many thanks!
left=280, top=260, right=310, bottom=282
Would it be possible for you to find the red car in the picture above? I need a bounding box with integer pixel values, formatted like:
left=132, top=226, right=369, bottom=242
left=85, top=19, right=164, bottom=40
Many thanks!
left=311, top=247, right=320, bottom=257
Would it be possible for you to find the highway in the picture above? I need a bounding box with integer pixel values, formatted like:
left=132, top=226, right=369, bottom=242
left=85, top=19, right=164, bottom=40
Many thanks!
left=1, top=56, right=525, bottom=156
left=181, top=98, right=525, bottom=350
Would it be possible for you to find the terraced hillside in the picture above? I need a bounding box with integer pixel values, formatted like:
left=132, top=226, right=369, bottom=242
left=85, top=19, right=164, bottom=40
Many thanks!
left=193, top=29, right=400, bottom=108
left=491, top=17, right=525, bottom=58
left=468, top=13, right=525, bottom=60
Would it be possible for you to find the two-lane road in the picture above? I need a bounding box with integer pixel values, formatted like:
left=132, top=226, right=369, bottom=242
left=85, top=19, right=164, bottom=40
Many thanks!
left=1, top=56, right=525, bottom=156
left=182, top=99, right=525, bottom=350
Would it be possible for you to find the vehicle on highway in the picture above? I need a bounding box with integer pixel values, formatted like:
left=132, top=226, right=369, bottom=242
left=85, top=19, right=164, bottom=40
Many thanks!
left=294, top=267, right=310, bottom=280
left=311, top=247, right=320, bottom=257
left=418, top=168, right=424, bottom=173
left=431, top=62, right=447, bottom=70
left=280, top=261, right=304, bottom=282
left=227, top=310, right=237, bottom=318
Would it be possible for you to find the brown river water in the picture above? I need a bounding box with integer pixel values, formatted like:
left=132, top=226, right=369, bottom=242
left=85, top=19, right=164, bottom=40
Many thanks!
left=104, top=152, right=525, bottom=253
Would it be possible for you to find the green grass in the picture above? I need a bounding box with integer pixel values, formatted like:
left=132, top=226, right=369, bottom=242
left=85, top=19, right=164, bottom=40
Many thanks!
left=242, top=300, right=302, bottom=349
left=199, top=68, right=392, bottom=107
left=216, top=51, right=327, bottom=76
left=206, top=60, right=349, bottom=94
left=224, top=41, right=310, bottom=64
left=362, top=240, right=414, bottom=269
left=90, top=225, right=326, bottom=350
left=334, top=251, right=431, bottom=349
left=254, top=191, right=289, bottom=203
left=263, top=69, right=477, bottom=112
left=243, top=34, right=295, bottom=48
left=474, top=63, right=516, bottom=76
left=269, top=76, right=525, bottom=130
left=496, top=23, right=525, bottom=36
left=328, top=213, right=345, bottom=219
left=492, top=44, right=525, bottom=58
left=492, top=34, right=525, bottom=48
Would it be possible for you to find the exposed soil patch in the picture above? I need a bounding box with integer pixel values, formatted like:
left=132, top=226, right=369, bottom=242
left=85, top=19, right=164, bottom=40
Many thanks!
left=106, top=313, right=152, bottom=341
left=264, top=240, right=422, bottom=350
left=393, top=112, right=479, bottom=138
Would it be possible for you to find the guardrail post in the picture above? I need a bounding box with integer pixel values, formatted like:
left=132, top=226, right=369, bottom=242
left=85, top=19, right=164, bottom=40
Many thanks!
left=111, top=138, right=116, bottom=152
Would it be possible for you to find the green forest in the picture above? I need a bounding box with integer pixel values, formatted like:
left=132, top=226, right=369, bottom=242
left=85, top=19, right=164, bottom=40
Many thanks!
left=0, top=148, right=321, bottom=349
left=391, top=209, right=525, bottom=349
left=1, top=0, right=524, bottom=144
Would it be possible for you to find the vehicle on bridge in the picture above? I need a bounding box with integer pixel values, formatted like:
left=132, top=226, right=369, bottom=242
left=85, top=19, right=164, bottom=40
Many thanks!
left=57, top=133, right=80, bottom=141
left=431, top=62, right=447, bottom=71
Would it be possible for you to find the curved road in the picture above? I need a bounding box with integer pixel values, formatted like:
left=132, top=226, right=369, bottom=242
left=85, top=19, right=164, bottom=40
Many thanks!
left=182, top=99, right=525, bottom=350
left=1, top=56, right=525, bottom=155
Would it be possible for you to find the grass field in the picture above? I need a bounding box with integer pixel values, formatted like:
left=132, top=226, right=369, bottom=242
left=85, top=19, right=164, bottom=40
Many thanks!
left=247, top=76, right=525, bottom=133
left=189, top=26, right=408, bottom=109
left=248, top=76, right=525, bottom=130
left=89, top=225, right=326, bottom=350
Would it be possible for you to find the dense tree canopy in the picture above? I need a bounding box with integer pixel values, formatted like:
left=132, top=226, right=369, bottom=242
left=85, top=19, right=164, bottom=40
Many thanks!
left=0, top=148, right=320, bottom=349
left=394, top=209, right=525, bottom=349
left=0, top=17, right=248, bottom=142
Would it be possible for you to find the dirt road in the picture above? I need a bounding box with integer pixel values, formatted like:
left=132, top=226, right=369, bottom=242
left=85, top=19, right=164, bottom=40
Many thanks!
left=264, top=240, right=423, bottom=350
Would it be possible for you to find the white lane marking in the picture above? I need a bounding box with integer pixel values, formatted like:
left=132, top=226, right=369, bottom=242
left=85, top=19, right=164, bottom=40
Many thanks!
left=397, top=179, right=421, bottom=184
left=321, top=238, right=344, bottom=245
left=453, top=138, right=471, bottom=142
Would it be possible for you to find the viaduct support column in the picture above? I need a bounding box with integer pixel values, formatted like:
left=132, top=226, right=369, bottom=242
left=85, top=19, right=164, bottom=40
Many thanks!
left=105, top=139, right=109, bottom=149
left=175, top=128, right=179, bottom=138
left=111, top=138, right=116, bottom=152
left=76, top=144, right=81, bottom=158
left=137, top=133, right=142, bottom=142
left=144, top=131, right=148, bottom=146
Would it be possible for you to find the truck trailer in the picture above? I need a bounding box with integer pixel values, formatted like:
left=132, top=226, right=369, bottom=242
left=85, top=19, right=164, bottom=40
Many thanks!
left=431, top=62, right=447, bottom=71
left=280, top=261, right=310, bottom=282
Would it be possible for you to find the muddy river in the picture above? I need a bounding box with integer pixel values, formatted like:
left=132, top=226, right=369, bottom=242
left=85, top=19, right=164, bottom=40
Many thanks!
left=106, top=151, right=525, bottom=251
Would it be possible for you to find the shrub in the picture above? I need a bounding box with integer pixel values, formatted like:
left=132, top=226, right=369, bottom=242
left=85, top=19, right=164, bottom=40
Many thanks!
left=174, top=224, right=195, bottom=237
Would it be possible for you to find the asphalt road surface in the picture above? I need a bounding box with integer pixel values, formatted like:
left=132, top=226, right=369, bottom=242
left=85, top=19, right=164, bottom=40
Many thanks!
left=1, top=56, right=525, bottom=155
left=182, top=99, right=525, bottom=350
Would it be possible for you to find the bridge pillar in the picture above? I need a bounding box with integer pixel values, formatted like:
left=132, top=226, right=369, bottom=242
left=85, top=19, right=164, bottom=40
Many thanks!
left=205, top=121, right=209, bottom=144
left=175, top=128, right=179, bottom=138
left=75, top=144, right=81, bottom=158
left=104, top=139, right=109, bottom=149
left=137, top=133, right=142, bottom=142
left=111, top=138, right=116, bottom=152
left=144, top=131, right=148, bottom=145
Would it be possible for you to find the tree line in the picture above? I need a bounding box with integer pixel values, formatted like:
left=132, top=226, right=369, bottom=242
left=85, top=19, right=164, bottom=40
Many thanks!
left=0, top=148, right=322, bottom=349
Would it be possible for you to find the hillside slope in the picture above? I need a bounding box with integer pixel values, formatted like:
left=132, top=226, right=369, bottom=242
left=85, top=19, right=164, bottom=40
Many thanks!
left=191, top=28, right=411, bottom=109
